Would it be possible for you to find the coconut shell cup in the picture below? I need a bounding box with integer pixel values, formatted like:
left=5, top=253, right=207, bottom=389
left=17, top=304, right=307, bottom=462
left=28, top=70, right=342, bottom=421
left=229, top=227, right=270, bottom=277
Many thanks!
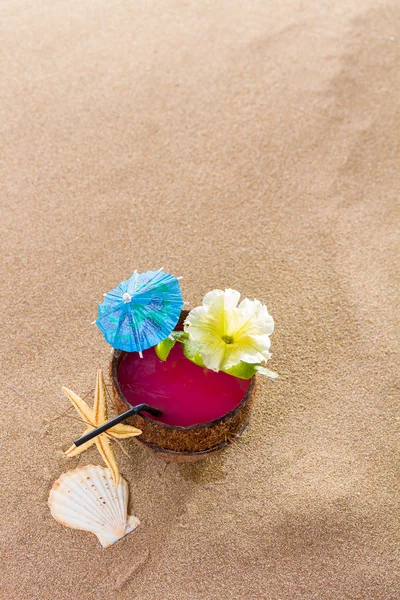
left=110, top=310, right=257, bottom=462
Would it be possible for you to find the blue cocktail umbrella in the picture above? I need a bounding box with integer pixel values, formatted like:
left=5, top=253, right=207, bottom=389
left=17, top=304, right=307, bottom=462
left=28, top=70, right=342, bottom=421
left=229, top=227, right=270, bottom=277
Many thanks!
left=96, top=269, right=184, bottom=353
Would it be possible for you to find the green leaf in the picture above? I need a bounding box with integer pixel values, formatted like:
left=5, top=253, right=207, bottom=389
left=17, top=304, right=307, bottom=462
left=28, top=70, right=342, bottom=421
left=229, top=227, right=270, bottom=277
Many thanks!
left=222, top=362, right=260, bottom=380
left=155, top=337, right=176, bottom=361
left=182, top=339, right=205, bottom=368
left=224, top=363, right=278, bottom=380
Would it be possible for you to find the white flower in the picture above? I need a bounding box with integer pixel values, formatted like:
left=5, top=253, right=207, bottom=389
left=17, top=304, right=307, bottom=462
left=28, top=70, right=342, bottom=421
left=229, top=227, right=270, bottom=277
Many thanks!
left=184, top=289, right=274, bottom=372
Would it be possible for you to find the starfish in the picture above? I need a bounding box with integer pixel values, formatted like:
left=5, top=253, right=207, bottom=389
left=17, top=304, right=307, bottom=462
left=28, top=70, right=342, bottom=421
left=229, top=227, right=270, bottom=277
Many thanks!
left=63, top=370, right=142, bottom=485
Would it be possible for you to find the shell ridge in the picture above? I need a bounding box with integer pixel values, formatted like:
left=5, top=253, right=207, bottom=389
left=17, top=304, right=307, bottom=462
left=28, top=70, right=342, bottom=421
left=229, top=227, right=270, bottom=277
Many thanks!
left=95, top=467, right=122, bottom=529
left=77, top=468, right=120, bottom=527
left=49, top=498, right=111, bottom=531
left=54, top=472, right=115, bottom=523
left=108, top=468, right=129, bottom=530
left=68, top=466, right=121, bottom=528
left=109, top=471, right=128, bottom=527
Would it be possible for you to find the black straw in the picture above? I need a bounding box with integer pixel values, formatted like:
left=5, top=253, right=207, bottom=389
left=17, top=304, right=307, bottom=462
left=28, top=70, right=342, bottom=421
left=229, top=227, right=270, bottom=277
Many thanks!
left=74, top=404, right=163, bottom=447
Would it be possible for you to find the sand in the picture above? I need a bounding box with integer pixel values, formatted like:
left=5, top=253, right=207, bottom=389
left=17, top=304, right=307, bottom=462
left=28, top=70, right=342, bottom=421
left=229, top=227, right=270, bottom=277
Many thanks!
left=0, top=1, right=399, bottom=598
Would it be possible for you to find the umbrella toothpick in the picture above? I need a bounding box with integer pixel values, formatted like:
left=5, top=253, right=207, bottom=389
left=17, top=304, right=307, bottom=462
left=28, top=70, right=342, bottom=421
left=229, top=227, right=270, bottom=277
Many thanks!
left=177, top=276, right=183, bottom=280
left=96, top=269, right=184, bottom=353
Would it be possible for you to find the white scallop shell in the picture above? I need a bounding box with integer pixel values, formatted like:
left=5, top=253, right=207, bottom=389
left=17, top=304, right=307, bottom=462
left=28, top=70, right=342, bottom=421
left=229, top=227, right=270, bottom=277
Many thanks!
left=48, top=465, right=140, bottom=548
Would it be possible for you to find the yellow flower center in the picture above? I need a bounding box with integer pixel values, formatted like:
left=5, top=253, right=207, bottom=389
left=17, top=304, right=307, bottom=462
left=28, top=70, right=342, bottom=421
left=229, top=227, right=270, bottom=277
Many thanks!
left=221, top=334, right=234, bottom=345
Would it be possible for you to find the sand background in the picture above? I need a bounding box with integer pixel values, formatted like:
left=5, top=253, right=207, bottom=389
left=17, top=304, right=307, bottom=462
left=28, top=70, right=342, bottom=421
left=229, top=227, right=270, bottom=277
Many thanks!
left=1, top=1, right=399, bottom=598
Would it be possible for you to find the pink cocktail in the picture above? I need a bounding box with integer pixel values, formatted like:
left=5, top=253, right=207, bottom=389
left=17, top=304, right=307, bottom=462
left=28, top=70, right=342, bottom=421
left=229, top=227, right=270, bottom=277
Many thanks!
left=117, top=343, right=251, bottom=427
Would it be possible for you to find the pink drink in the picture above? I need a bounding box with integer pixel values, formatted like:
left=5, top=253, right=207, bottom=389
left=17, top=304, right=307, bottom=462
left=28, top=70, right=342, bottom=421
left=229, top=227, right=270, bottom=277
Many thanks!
left=117, top=343, right=251, bottom=427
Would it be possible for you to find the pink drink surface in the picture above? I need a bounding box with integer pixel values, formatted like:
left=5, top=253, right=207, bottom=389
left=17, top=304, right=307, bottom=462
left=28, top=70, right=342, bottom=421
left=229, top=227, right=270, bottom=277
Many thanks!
left=117, top=343, right=251, bottom=427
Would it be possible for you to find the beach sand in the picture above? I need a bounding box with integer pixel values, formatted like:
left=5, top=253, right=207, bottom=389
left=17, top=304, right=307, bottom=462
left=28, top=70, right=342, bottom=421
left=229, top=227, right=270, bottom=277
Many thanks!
left=1, top=1, right=399, bottom=598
